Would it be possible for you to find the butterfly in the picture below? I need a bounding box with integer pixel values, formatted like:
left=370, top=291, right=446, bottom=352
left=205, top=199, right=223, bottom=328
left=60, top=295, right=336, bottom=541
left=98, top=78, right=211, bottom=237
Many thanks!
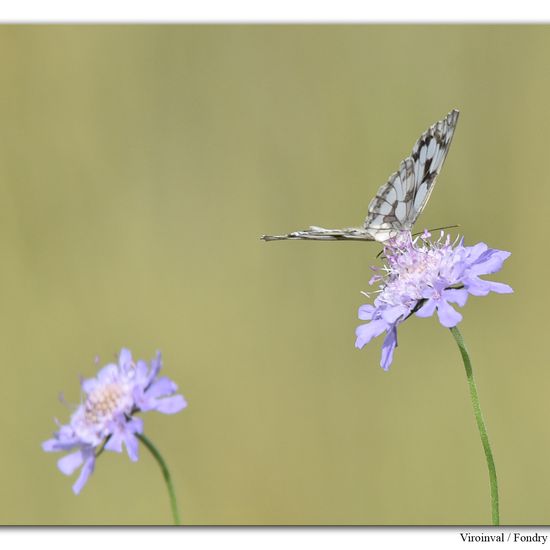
left=261, top=109, right=459, bottom=243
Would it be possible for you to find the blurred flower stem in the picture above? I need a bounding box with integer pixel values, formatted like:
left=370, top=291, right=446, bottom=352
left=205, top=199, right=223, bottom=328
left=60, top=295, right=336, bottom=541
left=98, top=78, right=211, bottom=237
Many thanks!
left=450, top=326, right=499, bottom=525
left=137, top=433, right=181, bottom=525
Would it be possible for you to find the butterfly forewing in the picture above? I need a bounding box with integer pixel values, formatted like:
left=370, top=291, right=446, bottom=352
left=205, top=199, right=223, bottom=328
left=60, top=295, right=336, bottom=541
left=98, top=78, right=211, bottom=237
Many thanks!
left=261, top=109, right=459, bottom=243
left=362, top=109, right=459, bottom=241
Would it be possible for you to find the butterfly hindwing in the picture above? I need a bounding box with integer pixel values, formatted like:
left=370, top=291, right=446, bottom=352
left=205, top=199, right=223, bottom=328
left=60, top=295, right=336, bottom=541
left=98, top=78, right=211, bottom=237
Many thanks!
left=361, top=158, right=416, bottom=241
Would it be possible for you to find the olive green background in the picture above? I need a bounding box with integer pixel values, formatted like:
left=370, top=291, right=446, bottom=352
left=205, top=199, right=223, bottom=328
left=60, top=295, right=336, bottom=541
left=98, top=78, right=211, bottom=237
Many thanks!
left=0, top=25, right=543, bottom=525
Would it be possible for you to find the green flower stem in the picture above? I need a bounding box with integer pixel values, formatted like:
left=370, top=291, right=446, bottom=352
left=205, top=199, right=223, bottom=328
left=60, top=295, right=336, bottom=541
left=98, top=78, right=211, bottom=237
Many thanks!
left=137, top=433, right=181, bottom=525
left=450, top=326, right=499, bottom=526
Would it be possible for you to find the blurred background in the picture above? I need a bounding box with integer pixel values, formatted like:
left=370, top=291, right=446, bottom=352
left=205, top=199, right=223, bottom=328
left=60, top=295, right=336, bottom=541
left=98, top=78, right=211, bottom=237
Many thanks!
left=0, top=25, right=545, bottom=525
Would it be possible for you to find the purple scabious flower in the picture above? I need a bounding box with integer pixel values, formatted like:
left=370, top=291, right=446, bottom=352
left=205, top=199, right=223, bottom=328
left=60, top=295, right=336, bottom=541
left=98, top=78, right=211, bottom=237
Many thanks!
left=355, top=231, right=513, bottom=371
left=42, top=348, right=187, bottom=494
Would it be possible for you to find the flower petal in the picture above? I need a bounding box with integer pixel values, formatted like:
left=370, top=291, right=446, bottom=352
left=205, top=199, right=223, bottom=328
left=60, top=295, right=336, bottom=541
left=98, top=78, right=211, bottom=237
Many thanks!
left=381, top=305, right=408, bottom=324
left=124, top=432, right=140, bottom=462
left=436, top=300, right=463, bottom=328
left=72, top=455, right=95, bottom=495
left=415, top=298, right=437, bottom=318
left=487, top=281, right=513, bottom=294
left=380, top=327, right=398, bottom=371
left=442, top=288, right=469, bottom=307
left=120, top=417, right=143, bottom=461
left=105, top=432, right=124, bottom=454
left=135, top=360, right=149, bottom=384
left=465, top=242, right=488, bottom=263
left=464, top=278, right=492, bottom=296
left=154, top=395, right=188, bottom=414
left=469, top=249, right=511, bottom=275
left=148, top=351, right=163, bottom=383
left=127, top=416, right=143, bottom=435
left=81, top=377, right=99, bottom=394
left=42, top=439, right=58, bottom=452
left=58, top=450, right=84, bottom=476
left=358, top=304, right=376, bottom=321
left=118, top=348, right=133, bottom=368
left=145, top=377, right=179, bottom=399
left=95, top=363, right=118, bottom=384
left=43, top=434, right=78, bottom=452
left=355, top=318, right=388, bottom=349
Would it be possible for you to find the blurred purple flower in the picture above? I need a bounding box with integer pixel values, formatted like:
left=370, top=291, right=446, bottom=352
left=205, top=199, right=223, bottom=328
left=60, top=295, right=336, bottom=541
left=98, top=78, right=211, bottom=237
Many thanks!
left=43, top=348, right=187, bottom=494
left=355, top=232, right=513, bottom=371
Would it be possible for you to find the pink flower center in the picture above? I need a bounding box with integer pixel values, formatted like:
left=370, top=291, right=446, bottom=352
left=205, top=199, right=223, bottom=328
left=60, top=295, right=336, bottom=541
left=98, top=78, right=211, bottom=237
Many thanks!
left=84, top=382, right=132, bottom=425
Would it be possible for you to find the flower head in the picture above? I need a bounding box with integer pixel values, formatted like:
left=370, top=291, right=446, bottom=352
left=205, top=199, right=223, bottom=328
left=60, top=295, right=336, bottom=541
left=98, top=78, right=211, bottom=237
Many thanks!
left=355, top=231, right=513, bottom=370
left=43, top=348, right=187, bottom=494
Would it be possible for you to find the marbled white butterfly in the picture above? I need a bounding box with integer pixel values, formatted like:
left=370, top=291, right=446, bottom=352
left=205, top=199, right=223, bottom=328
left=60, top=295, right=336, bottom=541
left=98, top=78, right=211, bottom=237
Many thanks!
left=261, top=109, right=459, bottom=243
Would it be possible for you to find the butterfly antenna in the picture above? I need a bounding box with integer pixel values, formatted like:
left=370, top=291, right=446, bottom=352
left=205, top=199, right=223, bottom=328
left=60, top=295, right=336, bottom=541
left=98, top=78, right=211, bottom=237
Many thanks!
left=413, top=224, right=460, bottom=237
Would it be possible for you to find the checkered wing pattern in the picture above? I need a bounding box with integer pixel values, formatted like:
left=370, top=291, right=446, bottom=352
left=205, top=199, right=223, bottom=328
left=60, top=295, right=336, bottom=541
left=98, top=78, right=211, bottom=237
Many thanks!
left=261, top=109, right=459, bottom=243
left=362, top=109, right=459, bottom=241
